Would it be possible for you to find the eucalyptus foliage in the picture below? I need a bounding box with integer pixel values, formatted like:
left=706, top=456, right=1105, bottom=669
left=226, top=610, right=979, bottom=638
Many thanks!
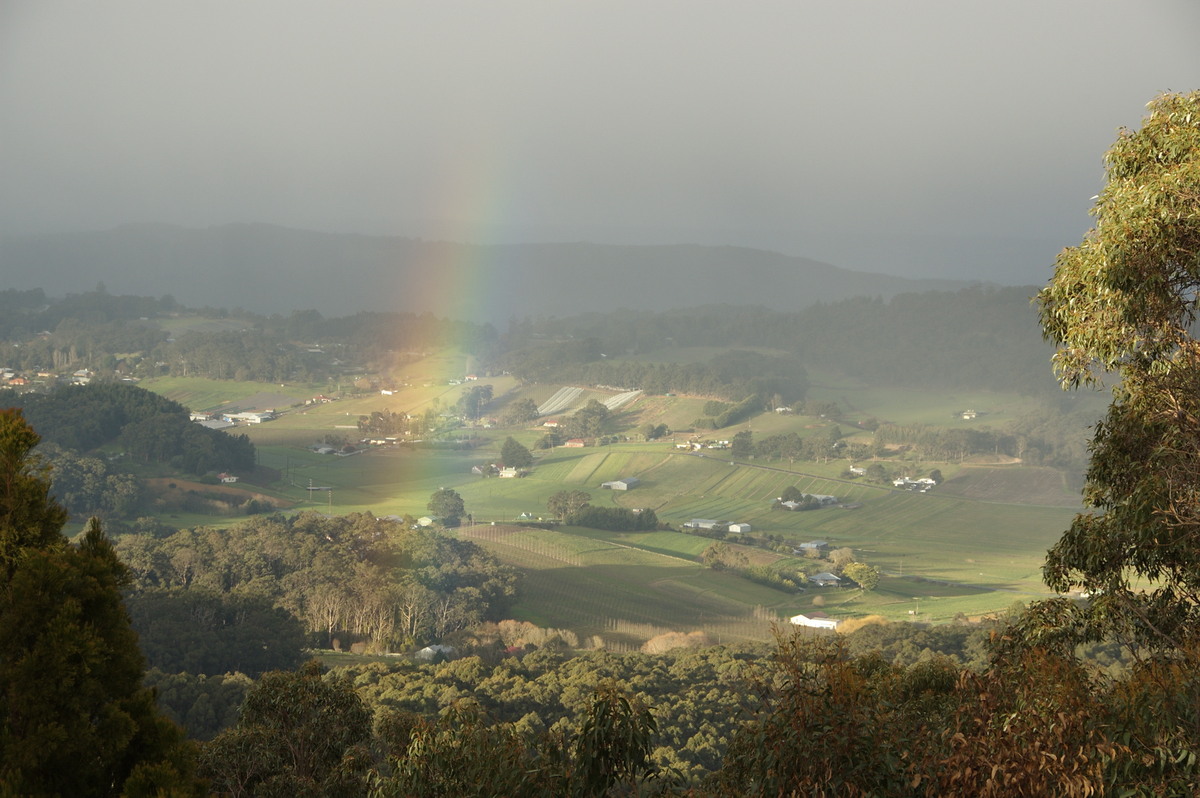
left=1036, top=92, right=1200, bottom=651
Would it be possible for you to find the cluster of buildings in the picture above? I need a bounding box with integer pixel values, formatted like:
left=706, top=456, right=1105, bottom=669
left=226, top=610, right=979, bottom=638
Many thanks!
left=682, top=518, right=751, bottom=534
left=893, top=477, right=937, bottom=492
left=471, top=465, right=526, bottom=478
left=190, top=410, right=276, bottom=430
left=674, top=440, right=730, bottom=450
left=777, top=493, right=839, bottom=510
left=0, top=367, right=108, bottom=388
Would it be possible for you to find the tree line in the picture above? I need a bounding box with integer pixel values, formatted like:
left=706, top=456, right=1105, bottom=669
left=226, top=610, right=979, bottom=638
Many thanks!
left=1, top=382, right=254, bottom=474
left=497, top=285, right=1059, bottom=396
left=0, top=287, right=498, bottom=383
left=0, top=382, right=255, bottom=524
left=116, top=510, right=519, bottom=656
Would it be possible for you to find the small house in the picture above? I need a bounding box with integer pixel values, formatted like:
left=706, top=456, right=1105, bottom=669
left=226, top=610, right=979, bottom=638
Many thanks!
left=727, top=522, right=751, bottom=534
left=684, top=519, right=724, bottom=531
left=809, top=572, right=843, bottom=587
left=564, top=438, right=587, bottom=447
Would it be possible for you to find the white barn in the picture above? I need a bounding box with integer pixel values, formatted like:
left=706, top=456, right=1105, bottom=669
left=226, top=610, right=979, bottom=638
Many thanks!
left=790, top=612, right=841, bottom=630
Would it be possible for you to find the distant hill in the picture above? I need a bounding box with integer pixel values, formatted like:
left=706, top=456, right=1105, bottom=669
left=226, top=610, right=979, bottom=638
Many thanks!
left=0, top=223, right=979, bottom=321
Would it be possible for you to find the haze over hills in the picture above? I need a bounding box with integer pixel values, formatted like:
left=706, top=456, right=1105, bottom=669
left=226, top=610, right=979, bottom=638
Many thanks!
left=0, top=223, right=983, bottom=322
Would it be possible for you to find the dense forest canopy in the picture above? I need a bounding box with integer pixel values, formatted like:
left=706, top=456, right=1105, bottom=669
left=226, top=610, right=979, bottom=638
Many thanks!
left=0, top=382, right=254, bottom=479
left=117, top=511, right=520, bottom=656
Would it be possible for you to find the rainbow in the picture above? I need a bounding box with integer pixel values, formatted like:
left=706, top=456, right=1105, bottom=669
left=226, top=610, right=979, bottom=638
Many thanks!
left=405, top=144, right=517, bottom=326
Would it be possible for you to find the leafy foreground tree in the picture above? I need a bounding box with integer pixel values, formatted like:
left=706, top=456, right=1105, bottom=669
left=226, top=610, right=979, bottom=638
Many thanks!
left=383, top=680, right=658, bottom=797
left=1036, top=91, right=1200, bottom=653
left=713, top=633, right=1135, bottom=797
left=200, top=661, right=373, bottom=797
left=202, top=663, right=658, bottom=798
left=0, top=408, right=203, bottom=796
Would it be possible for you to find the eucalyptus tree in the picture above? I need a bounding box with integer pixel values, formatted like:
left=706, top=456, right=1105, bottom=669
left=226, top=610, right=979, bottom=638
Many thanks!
left=1036, top=92, right=1200, bottom=653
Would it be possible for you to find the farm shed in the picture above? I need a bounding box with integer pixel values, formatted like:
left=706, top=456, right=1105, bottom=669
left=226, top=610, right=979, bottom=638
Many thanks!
left=224, top=411, right=274, bottom=424
left=790, top=612, right=841, bottom=630
left=601, top=477, right=640, bottom=490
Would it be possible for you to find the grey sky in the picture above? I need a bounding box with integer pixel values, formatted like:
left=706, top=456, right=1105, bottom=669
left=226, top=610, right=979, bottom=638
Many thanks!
left=1, top=1, right=1197, bottom=284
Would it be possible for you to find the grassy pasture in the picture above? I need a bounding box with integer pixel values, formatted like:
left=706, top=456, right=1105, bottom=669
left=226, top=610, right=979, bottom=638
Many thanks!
left=460, top=524, right=787, bottom=648
left=776, top=492, right=1071, bottom=589
left=938, top=465, right=1080, bottom=507
left=789, top=576, right=1018, bottom=624
left=142, top=376, right=314, bottom=413
left=153, top=316, right=253, bottom=336
left=736, top=411, right=843, bottom=439
left=803, top=367, right=1049, bottom=427
left=247, top=430, right=1071, bottom=625
left=140, top=369, right=1081, bottom=641
left=626, top=394, right=711, bottom=433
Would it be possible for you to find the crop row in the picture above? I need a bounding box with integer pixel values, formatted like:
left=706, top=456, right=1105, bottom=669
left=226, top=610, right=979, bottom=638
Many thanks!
left=536, top=386, right=584, bottom=416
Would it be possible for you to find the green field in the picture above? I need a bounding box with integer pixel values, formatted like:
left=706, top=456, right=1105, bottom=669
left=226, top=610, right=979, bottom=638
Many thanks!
left=139, top=367, right=1086, bottom=644
left=459, top=524, right=783, bottom=650
left=245, top=437, right=1074, bottom=635
left=802, top=367, right=1064, bottom=427
left=140, top=376, right=316, bottom=413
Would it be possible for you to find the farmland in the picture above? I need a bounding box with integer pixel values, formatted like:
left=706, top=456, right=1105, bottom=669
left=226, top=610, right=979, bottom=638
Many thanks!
left=139, top=362, right=1088, bottom=645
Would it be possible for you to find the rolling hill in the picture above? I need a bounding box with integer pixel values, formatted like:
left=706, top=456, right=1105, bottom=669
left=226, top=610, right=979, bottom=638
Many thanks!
left=1, top=223, right=978, bottom=321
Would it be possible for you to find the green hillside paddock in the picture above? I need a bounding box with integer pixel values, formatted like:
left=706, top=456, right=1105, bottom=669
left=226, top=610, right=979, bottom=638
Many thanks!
left=137, top=374, right=1081, bottom=644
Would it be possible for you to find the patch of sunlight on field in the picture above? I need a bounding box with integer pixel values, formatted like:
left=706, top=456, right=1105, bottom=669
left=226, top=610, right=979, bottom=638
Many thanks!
left=460, top=524, right=797, bottom=646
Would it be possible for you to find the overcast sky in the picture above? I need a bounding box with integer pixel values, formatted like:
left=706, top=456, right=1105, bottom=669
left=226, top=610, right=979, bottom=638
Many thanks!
left=1, top=1, right=1197, bottom=284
